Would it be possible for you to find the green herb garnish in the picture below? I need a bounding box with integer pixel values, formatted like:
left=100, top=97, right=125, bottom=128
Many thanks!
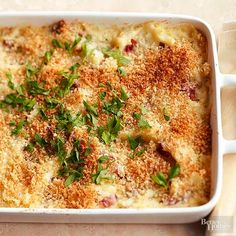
left=98, top=115, right=121, bottom=144
left=151, top=164, right=181, bottom=188
left=151, top=172, right=168, bottom=188
left=133, top=112, right=151, bottom=129
left=99, top=91, right=106, bottom=100
left=117, top=67, right=126, bottom=77
left=38, top=108, right=48, bottom=120
left=52, top=39, right=63, bottom=48
left=26, top=80, right=49, bottom=96
left=70, top=63, right=80, bottom=72
left=128, top=135, right=141, bottom=151
left=83, top=101, right=98, bottom=117
left=91, top=155, right=113, bottom=184
left=44, top=50, right=53, bottom=65
left=26, top=63, right=39, bottom=79
left=102, top=48, right=130, bottom=66
left=34, top=133, right=47, bottom=147
left=11, top=120, right=26, bottom=136
left=56, top=71, right=79, bottom=97
left=6, top=72, right=15, bottom=90
left=163, top=108, right=170, bottom=121
left=169, top=164, right=180, bottom=180
left=64, top=35, right=81, bottom=54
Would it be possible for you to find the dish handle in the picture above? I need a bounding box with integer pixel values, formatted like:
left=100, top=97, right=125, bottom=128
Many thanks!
left=221, top=73, right=236, bottom=154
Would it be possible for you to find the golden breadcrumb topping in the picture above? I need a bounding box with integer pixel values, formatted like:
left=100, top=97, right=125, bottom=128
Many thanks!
left=0, top=20, right=211, bottom=208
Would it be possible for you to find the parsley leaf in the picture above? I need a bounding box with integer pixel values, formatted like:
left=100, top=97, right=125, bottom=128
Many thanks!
left=138, top=117, right=152, bottom=129
left=64, top=35, right=81, bottom=54
left=128, top=135, right=141, bottom=151
left=98, top=115, right=121, bottom=144
left=45, top=97, right=59, bottom=109
left=120, top=86, right=129, bottom=101
left=169, top=164, right=180, bottom=180
left=56, top=71, right=79, bottom=97
left=11, top=120, right=26, bottom=136
left=91, top=156, right=113, bottom=184
left=6, top=72, right=15, bottom=90
left=38, top=108, right=48, bottom=120
left=70, top=63, right=80, bottom=72
left=25, top=142, right=34, bottom=152
left=26, top=63, right=38, bottom=79
left=83, top=101, right=98, bottom=116
left=56, top=105, right=85, bottom=133
left=44, top=50, right=53, bottom=65
left=64, top=174, right=75, bottom=187
left=52, top=39, right=63, bottom=48
left=151, top=172, right=168, bottom=188
left=53, top=137, right=67, bottom=165
left=117, top=67, right=126, bottom=77
left=163, top=108, right=170, bottom=121
left=26, top=80, right=49, bottom=96
left=99, top=91, right=106, bottom=100
left=133, top=112, right=151, bottom=129
left=1, top=93, right=36, bottom=111
left=102, top=48, right=130, bottom=66
left=34, top=133, right=47, bottom=147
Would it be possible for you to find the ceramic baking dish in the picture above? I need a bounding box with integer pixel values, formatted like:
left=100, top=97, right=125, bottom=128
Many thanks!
left=0, top=11, right=235, bottom=224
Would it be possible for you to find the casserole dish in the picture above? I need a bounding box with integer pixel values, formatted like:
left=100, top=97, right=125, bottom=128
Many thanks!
left=0, top=11, right=235, bottom=223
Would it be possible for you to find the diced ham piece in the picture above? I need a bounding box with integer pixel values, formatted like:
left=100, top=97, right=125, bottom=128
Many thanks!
left=181, top=84, right=198, bottom=101
left=51, top=20, right=65, bottom=34
left=124, top=39, right=138, bottom=53
left=99, top=194, right=117, bottom=208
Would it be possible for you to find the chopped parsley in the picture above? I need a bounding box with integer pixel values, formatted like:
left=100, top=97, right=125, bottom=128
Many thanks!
left=44, top=50, right=53, bottom=65
left=55, top=105, right=85, bottom=133
left=128, top=135, right=141, bottom=151
left=38, top=108, right=48, bottom=120
left=26, top=80, right=49, bottom=96
left=151, top=172, right=168, bottom=188
left=25, top=142, right=34, bottom=152
left=52, top=39, right=63, bottom=48
left=56, top=71, right=79, bottom=97
left=70, top=63, right=80, bottom=72
left=117, top=67, right=126, bottom=77
left=92, top=155, right=113, bottom=184
left=34, top=133, right=47, bottom=147
left=99, top=91, right=106, bottom=100
left=169, top=164, right=180, bottom=180
left=163, top=108, right=170, bottom=121
left=53, top=137, right=67, bottom=165
left=0, top=93, right=36, bottom=111
left=58, top=139, right=92, bottom=187
left=133, top=112, right=151, bottom=129
left=6, top=72, right=15, bottom=90
left=102, top=47, right=130, bottom=66
left=120, top=86, right=129, bottom=101
left=151, top=164, right=181, bottom=188
left=11, top=120, right=26, bottom=136
left=45, top=97, right=59, bottom=109
left=83, top=101, right=98, bottom=116
left=26, top=63, right=39, bottom=79
left=98, top=115, right=121, bottom=144
left=64, top=35, right=81, bottom=54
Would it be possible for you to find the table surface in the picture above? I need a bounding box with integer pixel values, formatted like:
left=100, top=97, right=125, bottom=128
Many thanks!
left=0, top=0, right=234, bottom=235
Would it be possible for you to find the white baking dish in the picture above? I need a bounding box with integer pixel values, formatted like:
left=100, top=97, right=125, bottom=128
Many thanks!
left=0, top=11, right=235, bottom=224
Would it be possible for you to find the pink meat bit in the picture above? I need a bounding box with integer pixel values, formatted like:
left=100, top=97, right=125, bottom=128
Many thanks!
left=99, top=194, right=117, bottom=208
left=124, top=38, right=138, bottom=53
left=181, top=84, right=198, bottom=101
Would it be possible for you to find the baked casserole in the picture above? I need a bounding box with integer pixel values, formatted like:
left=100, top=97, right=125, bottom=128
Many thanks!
left=0, top=20, right=211, bottom=208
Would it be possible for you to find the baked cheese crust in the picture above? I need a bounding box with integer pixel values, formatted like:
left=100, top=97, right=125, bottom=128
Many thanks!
left=0, top=20, right=211, bottom=208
